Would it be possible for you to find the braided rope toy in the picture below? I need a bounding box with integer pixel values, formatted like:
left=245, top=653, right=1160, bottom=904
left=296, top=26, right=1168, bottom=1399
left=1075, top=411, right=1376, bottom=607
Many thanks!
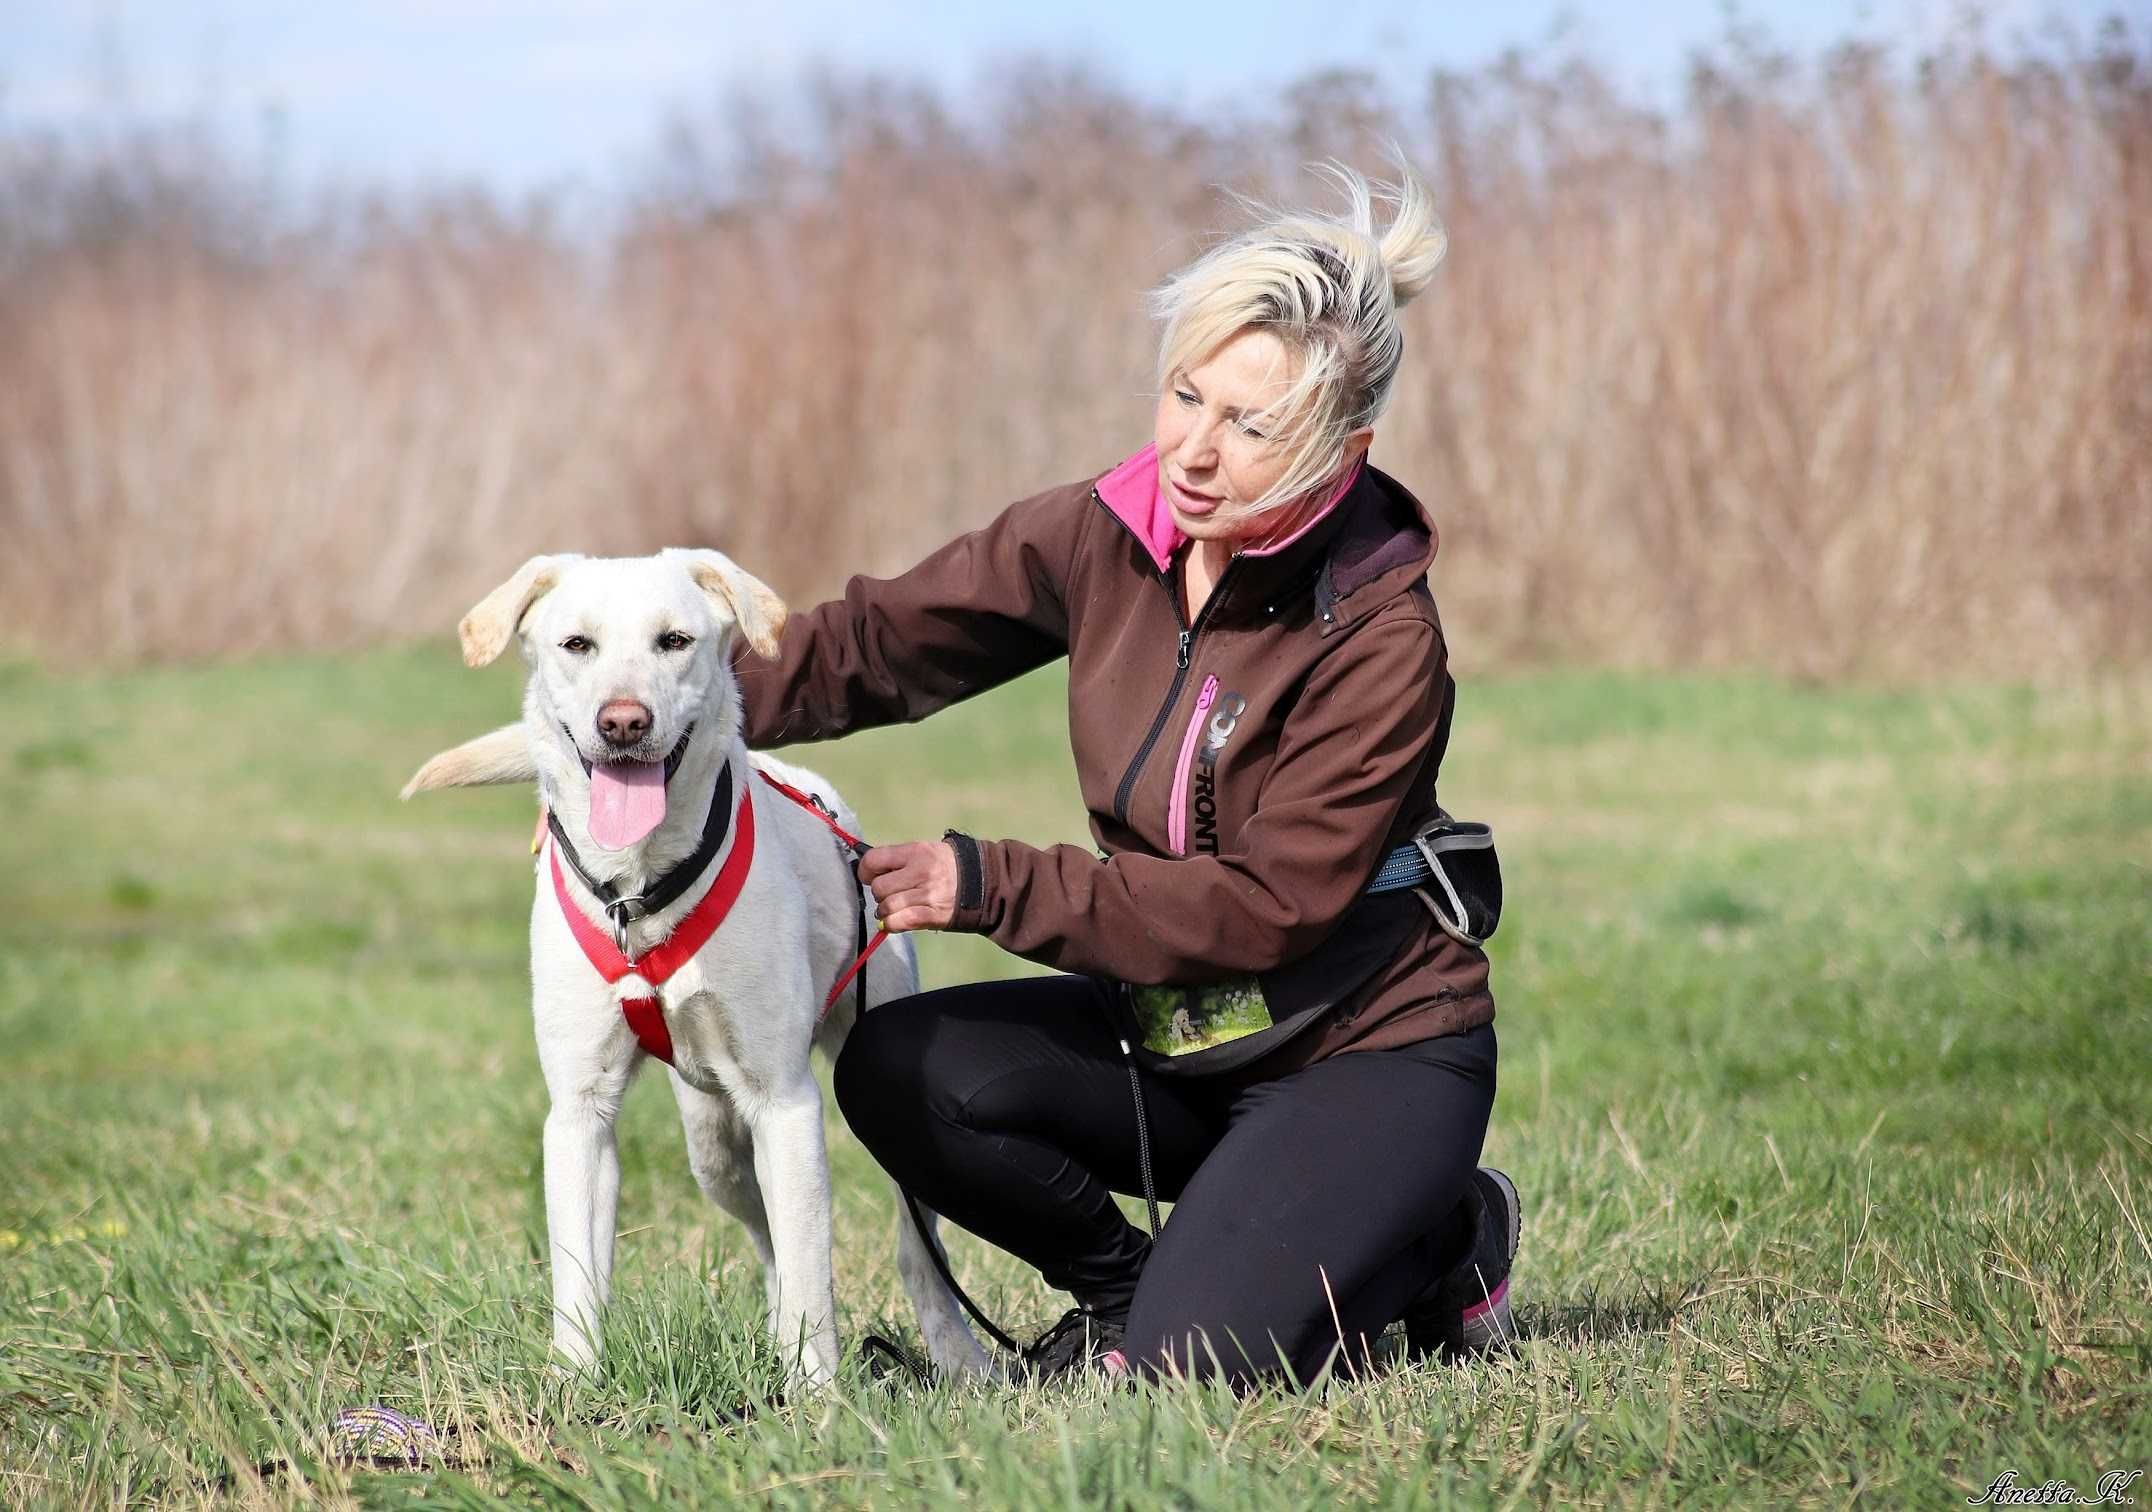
left=327, top=1406, right=445, bottom=1466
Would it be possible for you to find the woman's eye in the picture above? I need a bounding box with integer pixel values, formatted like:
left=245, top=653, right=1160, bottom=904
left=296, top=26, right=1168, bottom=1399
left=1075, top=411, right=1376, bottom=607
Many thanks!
left=560, top=635, right=594, bottom=655
left=1174, top=388, right=1198, bottom=407
left=1235, top=419, right=1269, bottom=441
left=657, top=631, right=695, bottom=653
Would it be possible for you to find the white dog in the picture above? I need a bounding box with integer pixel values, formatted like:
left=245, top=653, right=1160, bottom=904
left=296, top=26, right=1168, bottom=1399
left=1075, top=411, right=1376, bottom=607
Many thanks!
left=402, top=549, right=989, bottom=1389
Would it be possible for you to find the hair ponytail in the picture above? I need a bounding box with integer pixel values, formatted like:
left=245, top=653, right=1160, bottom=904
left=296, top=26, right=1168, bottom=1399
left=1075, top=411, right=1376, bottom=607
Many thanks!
left=1376, top=154, right=1448, bottom=309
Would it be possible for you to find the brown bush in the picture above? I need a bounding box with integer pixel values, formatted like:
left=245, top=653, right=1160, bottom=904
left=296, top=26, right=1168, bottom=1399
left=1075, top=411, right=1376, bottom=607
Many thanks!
left=1, top=38, right=2146, bottom=676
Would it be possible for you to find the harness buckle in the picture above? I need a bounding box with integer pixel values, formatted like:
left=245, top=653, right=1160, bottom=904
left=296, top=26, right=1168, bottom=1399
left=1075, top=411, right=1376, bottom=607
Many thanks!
left=806, top=791, right=863, bottom=864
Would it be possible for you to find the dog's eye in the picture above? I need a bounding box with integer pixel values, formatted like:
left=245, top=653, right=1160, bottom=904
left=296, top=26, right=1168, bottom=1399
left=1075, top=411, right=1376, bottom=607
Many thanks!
left=657, top=630, right=695, bottom=653
left=560, top=635, right=594, bottom=655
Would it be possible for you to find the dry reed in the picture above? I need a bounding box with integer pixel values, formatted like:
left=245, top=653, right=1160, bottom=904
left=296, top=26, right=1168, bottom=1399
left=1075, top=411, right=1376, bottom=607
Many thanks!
left=1, top=38, right=2145, bottom=676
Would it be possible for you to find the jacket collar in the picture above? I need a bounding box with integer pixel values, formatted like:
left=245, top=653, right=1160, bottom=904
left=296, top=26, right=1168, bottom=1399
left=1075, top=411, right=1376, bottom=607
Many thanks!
left=1094, top=444, right=1364, bottom=574
left=1094, top=445, right=1436, bottom=628
left=1312, top=465, right=1439, bottom=632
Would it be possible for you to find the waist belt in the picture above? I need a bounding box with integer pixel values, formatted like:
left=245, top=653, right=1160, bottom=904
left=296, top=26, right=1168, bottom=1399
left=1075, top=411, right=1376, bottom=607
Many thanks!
left=1366, top=845, right=1438, bottom=893
left=1362, top=814, right=1503, bottom=947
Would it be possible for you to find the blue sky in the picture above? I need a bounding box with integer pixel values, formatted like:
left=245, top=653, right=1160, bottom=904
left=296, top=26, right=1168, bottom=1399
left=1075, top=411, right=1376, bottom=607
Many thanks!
left=2, top=0, right=2095, bottom=194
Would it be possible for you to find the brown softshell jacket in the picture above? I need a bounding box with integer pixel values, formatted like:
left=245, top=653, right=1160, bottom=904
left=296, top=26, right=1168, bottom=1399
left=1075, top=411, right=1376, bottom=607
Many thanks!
left=734, top=454, right=1495, bottom=1080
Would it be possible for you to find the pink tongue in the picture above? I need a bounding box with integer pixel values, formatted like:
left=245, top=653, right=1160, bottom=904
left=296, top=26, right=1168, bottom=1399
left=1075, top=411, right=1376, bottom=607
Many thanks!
left=588, top=759, right=668, bottom=850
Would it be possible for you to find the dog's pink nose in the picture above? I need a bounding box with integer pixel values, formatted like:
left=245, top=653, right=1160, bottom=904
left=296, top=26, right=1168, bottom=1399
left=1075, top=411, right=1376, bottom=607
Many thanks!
left=597, top=700, right=652, bottom=748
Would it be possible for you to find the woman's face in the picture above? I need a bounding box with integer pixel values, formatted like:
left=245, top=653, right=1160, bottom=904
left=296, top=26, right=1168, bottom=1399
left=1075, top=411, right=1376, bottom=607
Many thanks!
left=1153, top=327, right=1302, bottom=547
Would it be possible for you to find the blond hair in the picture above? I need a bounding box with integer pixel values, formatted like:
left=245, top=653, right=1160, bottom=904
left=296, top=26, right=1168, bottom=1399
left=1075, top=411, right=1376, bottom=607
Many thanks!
left=1148, top=153, right=1447, bottom=518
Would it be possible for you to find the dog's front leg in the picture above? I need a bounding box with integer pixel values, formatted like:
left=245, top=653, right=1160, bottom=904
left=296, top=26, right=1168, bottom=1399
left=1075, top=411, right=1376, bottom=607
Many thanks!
left=750, top=1080, right=841, bottom=1389
left=544, top=1092, right=623, bottom=1372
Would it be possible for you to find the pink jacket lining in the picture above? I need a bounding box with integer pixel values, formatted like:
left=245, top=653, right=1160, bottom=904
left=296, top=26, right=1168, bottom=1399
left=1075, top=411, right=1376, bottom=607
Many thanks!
left=1095, top=444, right=1365, bottom=575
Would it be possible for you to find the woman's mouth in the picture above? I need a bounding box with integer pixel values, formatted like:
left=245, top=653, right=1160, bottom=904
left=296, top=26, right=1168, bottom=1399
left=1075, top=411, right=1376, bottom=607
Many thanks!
left=1166, top=476, right=1222, bottom=517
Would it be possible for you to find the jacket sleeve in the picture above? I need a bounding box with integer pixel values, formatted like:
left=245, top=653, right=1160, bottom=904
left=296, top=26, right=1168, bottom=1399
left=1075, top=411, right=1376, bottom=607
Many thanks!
left=946, top=610, right=1444, bottom=983
left=733, top=483, right=1086, bottom=747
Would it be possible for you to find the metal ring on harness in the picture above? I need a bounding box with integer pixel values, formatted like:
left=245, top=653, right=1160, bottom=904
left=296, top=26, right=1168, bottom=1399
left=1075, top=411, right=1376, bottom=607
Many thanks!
left=604, top=898, right=646, bottom=954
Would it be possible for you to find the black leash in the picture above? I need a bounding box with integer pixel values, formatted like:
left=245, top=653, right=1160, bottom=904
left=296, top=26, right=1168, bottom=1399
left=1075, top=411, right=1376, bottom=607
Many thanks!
left=832, top=818, right=1164, bottom=1383
left=827, top=815, right=1028, bottom=1364
left=1120, top=1038, right=1164, bottom=1241
left=899, top=1188, right=1023, bottom=1357
left=830, top=817, right=1166, bottom=1377
left=880, top=1045, right=1163, bottom=1376
left=851, top=848, right=870, bottom=1019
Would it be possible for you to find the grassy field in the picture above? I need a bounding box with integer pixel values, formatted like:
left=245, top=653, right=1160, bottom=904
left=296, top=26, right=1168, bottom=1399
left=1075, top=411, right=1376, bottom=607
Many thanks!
left=1, top=646, right=2147, bottom=1507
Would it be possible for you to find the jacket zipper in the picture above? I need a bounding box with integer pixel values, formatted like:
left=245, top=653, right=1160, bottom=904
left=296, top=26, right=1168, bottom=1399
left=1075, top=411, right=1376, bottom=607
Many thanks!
left=1094, top=488, right=1241, bottom=827
left=1166, top=675, right=1220, bottom=855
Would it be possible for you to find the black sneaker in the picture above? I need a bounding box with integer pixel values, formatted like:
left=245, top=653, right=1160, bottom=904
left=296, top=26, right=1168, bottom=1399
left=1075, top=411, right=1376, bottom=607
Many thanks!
left=1019, top=1305, right=1127, bottom=1381
left=1403, top=1166, right=1521, bottom=1363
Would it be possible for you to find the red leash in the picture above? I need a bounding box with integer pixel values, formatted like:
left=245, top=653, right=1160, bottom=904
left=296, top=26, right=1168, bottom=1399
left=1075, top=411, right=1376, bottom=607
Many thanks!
left=548, top=769, right=889, bottom=1065
left=753, top=772, right=895, bottom=1021
left=754, top=773, right=864, bottom=848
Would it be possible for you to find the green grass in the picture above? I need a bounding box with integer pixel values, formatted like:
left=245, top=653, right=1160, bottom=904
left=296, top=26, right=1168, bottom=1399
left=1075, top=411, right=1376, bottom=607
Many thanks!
left=1, top=646, right=2147, bottom=1507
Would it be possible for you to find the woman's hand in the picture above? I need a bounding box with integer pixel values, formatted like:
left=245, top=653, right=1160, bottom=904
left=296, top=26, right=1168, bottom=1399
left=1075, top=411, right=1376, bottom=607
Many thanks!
left=858, top=840, right=959, bottom=933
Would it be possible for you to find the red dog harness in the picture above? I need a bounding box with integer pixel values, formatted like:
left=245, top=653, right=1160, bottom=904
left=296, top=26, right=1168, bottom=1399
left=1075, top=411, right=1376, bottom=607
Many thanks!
left=548, top=769, right=891, bottom=1065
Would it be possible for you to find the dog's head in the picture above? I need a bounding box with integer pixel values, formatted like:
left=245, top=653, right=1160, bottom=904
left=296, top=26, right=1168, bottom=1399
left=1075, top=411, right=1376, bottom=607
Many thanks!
left=458, top=549, right=786, bottom=850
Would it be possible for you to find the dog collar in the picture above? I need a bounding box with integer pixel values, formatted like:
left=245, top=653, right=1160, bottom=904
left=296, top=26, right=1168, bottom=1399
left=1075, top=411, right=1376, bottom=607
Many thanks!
left=548, top=770, right=756, bottom=1065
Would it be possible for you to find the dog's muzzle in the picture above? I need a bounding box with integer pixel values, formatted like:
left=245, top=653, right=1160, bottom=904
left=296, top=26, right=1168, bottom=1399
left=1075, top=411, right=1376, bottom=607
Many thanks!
left=564, top=721, right=697, bottom=780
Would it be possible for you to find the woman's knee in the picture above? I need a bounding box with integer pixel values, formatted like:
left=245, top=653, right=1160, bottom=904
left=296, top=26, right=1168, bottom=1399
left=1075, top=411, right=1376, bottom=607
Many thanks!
left=832, top=995, right=939, bottom=1145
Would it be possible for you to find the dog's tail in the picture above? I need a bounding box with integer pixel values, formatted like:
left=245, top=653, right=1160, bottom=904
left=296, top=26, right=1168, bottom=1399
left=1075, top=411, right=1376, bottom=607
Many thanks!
left=400, top=723, right=538, bottom=799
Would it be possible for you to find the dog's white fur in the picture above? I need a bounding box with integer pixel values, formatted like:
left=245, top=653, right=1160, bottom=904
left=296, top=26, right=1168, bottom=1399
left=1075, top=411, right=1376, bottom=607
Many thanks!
left=406, top=548, right=988, bottom=1388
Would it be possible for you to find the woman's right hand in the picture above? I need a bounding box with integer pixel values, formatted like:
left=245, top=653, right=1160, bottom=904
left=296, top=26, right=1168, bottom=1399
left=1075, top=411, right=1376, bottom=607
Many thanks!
left=858, top=840, right=960, bottom=933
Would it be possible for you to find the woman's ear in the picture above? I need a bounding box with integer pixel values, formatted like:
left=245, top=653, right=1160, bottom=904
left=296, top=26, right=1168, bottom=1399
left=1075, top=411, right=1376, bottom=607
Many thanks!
left=668, top=548, right=789, bottom=659
left=458, top=554, right=581, bottom=667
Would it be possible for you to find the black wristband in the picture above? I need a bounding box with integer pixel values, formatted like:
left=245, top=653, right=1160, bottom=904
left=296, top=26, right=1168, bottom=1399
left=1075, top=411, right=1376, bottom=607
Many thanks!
left=941, top=829, right=985, bottom=914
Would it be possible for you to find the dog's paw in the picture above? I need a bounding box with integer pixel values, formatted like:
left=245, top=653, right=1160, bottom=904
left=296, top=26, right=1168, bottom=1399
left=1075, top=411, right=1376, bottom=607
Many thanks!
left=548, top=1324, right=602, bottom=1383
left=923, top=1328, right=996, bottom=1380
left=544, top=1352, right=602, bottom=1393
left=783, top=1351, right=840, bottom=1397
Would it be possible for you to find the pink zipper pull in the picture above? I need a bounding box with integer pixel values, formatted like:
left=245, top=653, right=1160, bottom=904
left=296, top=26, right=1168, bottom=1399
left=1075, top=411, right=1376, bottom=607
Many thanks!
left=1167, top=675, right=1221, bottom=855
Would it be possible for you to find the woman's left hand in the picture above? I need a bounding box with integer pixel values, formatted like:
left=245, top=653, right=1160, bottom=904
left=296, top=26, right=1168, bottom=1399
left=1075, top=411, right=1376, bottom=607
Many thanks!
left=858, top=840, right=959, bottom=932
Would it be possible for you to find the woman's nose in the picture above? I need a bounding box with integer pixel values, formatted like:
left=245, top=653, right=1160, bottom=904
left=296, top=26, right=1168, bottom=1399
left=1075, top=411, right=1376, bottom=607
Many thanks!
left=1173, top=416, right=1220, bottom=471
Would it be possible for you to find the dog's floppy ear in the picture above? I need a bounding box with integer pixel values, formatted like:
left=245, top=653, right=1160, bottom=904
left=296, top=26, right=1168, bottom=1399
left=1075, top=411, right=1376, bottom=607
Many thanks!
left=458, top=554, right=580, bottom=668
left=668, top=548, right=788, bottom=660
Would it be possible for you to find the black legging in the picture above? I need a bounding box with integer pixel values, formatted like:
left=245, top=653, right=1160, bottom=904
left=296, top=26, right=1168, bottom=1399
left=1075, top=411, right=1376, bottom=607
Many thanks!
left=833, top=974, right=1497, bottom=1387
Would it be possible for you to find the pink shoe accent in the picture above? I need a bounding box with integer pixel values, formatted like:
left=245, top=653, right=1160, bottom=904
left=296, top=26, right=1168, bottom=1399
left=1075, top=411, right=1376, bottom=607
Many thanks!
left=1166, top=675, right=1220, bottom=854
left=1461, top=1277, right=1509, bottom=1323
left=1099, top=1349, right=1130, bottom=1378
